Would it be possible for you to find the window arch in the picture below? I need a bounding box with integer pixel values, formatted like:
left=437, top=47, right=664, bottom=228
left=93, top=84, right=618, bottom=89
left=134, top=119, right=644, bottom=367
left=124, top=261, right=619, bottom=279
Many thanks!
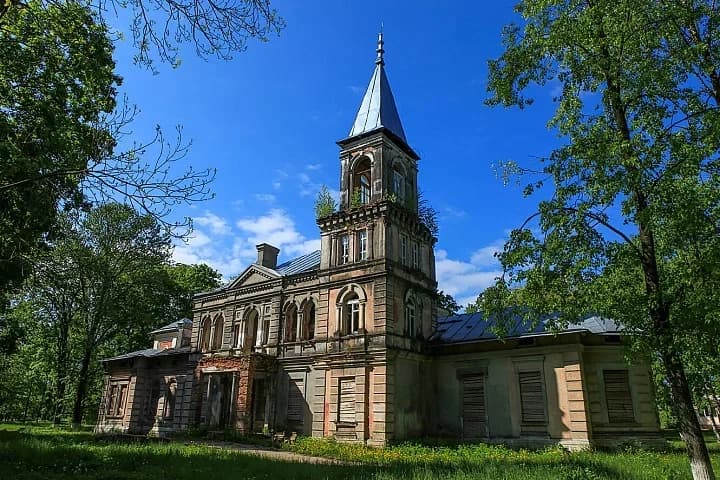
left=352, top=156, right=371, bottom=205
left=199, top=316, right=212, bottom=352
left=285, top=303, right=298, bottom=342
left=302, top=300, right=316, bottom=340
left=337, top=285, right=367, bottom=335
left=212, top=314, right=224, bottom=350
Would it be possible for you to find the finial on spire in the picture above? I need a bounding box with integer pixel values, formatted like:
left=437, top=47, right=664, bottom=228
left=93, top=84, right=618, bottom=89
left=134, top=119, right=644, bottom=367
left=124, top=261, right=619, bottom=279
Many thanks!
left=376, top=29, right=385, bottom=66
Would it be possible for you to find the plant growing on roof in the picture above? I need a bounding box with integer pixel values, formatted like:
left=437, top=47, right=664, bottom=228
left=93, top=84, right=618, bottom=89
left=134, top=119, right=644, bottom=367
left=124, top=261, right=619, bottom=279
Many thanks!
left=314, top=185, right=336, bottom=219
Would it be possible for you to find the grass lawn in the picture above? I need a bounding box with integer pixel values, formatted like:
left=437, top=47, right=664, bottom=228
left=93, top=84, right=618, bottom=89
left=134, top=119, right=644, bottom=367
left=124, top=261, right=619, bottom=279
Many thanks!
left=1, top=424, right=719, bottom=480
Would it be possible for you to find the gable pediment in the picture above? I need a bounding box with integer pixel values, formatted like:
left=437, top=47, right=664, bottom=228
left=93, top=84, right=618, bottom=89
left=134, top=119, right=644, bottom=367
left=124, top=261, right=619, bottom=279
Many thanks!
left=227, top=264, right=280, bottom=290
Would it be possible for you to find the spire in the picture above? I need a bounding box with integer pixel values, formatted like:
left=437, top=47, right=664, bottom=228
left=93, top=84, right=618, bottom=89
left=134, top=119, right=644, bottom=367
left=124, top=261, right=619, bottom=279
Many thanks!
left=347, top=31, right=407, bottom=143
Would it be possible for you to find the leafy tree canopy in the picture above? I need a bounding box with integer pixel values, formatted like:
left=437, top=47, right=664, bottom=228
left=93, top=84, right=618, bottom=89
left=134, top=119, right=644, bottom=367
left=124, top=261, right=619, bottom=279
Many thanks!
left=478, top=1, right=720, bottom=478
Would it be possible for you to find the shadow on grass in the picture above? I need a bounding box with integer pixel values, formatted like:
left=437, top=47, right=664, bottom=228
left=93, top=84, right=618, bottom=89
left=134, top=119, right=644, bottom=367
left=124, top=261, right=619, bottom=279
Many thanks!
left=0, top=429, right=693, bottom=480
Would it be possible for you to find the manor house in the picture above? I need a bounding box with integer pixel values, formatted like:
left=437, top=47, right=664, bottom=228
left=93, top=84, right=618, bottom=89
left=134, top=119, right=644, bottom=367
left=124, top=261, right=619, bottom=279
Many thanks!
left=96, top=34, right=663, bottom=449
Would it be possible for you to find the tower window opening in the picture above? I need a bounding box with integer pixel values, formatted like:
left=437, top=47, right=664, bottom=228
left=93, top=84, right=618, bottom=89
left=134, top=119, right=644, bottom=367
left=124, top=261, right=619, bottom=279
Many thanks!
left=352, top=157, right=372, bottom=206
left=393, top=167, right=405, bottom=202
left=400, top=235, right=408, bottom=264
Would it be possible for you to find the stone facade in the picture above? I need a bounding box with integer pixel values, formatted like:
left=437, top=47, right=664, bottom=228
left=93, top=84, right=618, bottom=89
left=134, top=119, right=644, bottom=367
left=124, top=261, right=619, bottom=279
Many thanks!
left=96, top=35, right=663, bottom=449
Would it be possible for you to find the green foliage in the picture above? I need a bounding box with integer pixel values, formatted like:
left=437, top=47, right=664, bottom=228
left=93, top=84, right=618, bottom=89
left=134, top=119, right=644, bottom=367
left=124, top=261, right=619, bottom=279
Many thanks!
left=479, top=2, right=720, bottom=474
left=314, top=185, right=337, bottom=219
left=165, top=263, right=222, bottom=319
left=0, top=0, right=118, bottom=295
left=435, top=290, right=460, bottom=316
left=350, top=188, right=363, bottom=208
left=418, top=191, right=439, bottom=238
left=1, top=425, right=719, bottom=480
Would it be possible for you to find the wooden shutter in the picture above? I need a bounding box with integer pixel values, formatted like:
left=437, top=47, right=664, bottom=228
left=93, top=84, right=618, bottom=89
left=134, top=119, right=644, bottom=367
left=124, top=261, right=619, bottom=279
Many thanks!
left=287, top=378, right=304, bottom=423
left=462, top=374, right=487, bottom=439
left=519, top=370, right=546, bottom=424
left=338, top=378, right=356, bottom=424
left=604, top=370, right=634, bottom=423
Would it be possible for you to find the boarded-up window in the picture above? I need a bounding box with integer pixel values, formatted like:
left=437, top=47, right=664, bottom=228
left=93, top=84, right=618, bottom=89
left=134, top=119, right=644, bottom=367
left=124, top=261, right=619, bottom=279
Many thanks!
left=519, top=370, right=546, bottom=424
left=603, top=370, right=634, bottom=423
left=462, top=374, right=487, bottom=439
left=106, top=380, right=129, bottom=418
left=338, top=377, right=356, bottom=424
left=287, top=378, right=304, bottom=423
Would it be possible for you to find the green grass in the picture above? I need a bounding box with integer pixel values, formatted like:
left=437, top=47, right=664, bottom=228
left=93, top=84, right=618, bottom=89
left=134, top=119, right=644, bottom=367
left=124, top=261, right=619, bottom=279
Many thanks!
left=1, top=423, right=720, bottom=480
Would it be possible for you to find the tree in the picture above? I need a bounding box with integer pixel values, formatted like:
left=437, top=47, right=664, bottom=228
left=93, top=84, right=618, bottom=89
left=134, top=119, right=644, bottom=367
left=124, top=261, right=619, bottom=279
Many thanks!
left=481, top=2, right=720, bottom=479
left=165, top=263, right=223, bottom=319
left=0, top=0, right=284, bottom=69
left=315, top=185, right=337, bottom=219
left=0, top=1, right=118, bottom=295
left=0, top=1, right=216, bottom=297
left=435, top=290, right=460, bottom=316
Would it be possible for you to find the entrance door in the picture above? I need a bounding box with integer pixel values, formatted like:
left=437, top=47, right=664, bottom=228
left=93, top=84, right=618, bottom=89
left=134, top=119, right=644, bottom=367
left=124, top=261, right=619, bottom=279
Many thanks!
left=208, top=374, right=232, bottom=429
left=251, top=378, right=267, bottom=432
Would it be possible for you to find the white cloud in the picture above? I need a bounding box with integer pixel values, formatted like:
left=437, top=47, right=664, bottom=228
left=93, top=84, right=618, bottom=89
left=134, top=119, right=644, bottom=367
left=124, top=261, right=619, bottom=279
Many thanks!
left=306, top=163, right=322, bottom=171
left=194, top=212, right=231, bottom=235
left=172, top=209, right=320, bottom=281
left=255, top=193, right=276, bottom=203
left=435, top=242, right=505, bottom=311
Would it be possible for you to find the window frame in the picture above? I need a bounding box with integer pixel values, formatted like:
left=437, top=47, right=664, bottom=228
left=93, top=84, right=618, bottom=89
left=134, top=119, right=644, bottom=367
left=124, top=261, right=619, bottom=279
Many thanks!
left=340, top=235, right=350, bottom=265
left=357, top=230, right=368, bottom=261
left=400, top=235, right=408, bottom=264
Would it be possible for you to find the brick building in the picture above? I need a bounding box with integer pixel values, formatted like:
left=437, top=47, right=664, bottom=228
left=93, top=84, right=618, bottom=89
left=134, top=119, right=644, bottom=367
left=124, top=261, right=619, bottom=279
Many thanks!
left=96, top=34, right=663, bottom=449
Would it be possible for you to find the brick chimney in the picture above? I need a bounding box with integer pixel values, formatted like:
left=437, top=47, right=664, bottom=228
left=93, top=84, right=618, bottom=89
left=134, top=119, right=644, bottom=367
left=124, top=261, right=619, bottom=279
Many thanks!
left=256, top=243, right=280, bottom=269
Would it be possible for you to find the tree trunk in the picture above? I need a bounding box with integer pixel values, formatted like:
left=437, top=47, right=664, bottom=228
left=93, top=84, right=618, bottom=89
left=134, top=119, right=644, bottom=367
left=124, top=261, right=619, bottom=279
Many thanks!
left=662, top=351, right=715, bottom=480
left=71, top=346, right=93, bottom=428
left=53, top=310, right=71, bottom=425
left=709, top=406, right=720, bottom=443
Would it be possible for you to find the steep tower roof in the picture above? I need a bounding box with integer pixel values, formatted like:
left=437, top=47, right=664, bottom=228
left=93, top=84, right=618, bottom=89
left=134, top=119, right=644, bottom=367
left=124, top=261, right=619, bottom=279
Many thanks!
left=347, top=32, right=407, bottom=143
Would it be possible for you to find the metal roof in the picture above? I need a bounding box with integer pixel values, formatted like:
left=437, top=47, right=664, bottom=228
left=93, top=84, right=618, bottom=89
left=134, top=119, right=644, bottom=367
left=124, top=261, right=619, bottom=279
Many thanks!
left=102, top=347, right=192, bottom=362
left=431, top=312, right=621, bottom=345
left=347, top=33, right=407, bottom=143
left=150, top=318, right=192, bottom=334
left=275, top=250, right=321, bottom=276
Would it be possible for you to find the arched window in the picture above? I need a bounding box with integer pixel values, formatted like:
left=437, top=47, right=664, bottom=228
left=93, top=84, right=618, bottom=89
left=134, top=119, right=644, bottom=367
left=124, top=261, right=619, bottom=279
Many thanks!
left=392, top=163, right=405, bottom=202
left=302, top=300, right=316, bottom=340
left=212, top=315, right=224, bottom=350
left=163, top=379, right=177, bottom=420
left=200, top=316, right=211, bottom=352
left=352, top=157, right=371, bottom=205
left=244, top=309, right=259, bottom=352
left=345, top=293, right=361, bottom=334
left=405, top=298, right=416, bottom=336
left=285, top=304, right=298, bottom=342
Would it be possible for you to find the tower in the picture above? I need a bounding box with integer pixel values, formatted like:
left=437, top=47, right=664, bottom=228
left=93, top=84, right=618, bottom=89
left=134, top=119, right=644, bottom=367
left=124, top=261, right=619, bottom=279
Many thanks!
left=316, top=33, right=437, bottom=442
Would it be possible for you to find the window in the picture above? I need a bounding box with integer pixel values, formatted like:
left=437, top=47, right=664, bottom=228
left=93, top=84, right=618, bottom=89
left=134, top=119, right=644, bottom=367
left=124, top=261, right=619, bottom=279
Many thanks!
left=338, top=377, right=356, bottom=424
left=405, top=298, right=416, bottom=336
left=163, top=379, right=177, bottom=420
left=106, top=380, right=129, bottom=418
left=518, top=370, right=546, bottom=425
left=212, top=315, right=224, bottom=350
left=400, top=236, right=408, bottom=264
left=233, top=323, right=241, bottom=349
left=244, top=310, right=259, bottom=352
left=412, top=243, right=419, bottom=269
left=358, top=230, right=368, bottom=261
left=287, top=378, right=304, bottom=424
left=260, top=317, right=270, bottom=345
left=285, top=304, right=298, bottom=342
left=200, top=316, right=211, bottom=352
left=352, top=156, right=371, bottom=205
left=340, top=235, right=350, bottom=265
left=604, top=370, right=635, bottom=423
left=303, top=301, right=316, bottom=340
left=344, top=293, right=361, bottom=334
left=393, top=168, right=405, bottom=201
left=462, top=374, right=487, bottom=439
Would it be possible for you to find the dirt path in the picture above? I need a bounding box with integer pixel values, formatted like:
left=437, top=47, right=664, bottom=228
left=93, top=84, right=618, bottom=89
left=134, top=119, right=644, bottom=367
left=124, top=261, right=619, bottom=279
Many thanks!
left=188, top=440, right=350, bottom=465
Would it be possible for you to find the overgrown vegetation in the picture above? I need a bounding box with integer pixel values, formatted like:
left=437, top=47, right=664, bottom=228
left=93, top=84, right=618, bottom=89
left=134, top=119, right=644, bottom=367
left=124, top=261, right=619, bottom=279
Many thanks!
left=2, top=425, right=720, bottom=480
left=314, top=185, right=337, bottom=219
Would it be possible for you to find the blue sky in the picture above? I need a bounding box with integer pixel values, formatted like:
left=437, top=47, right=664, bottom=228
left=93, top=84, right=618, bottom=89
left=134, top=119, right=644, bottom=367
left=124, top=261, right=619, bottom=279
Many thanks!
left=111, top=1, right=563, bottom=308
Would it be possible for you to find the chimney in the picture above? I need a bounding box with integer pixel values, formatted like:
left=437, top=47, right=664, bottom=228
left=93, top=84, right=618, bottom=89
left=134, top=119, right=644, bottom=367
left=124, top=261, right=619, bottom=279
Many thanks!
left=256, top=243, right=280, bottom=269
